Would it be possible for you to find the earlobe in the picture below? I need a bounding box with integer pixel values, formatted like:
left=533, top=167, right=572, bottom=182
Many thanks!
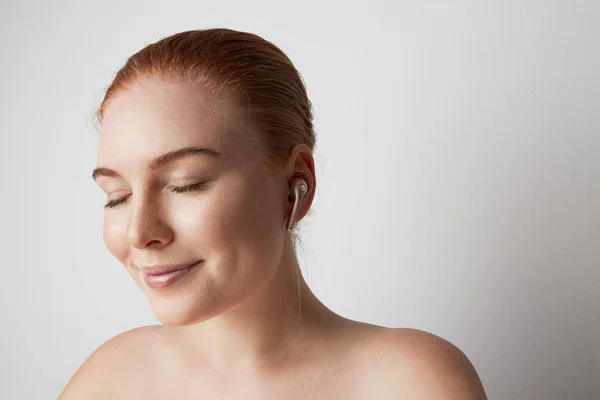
left=285, top=178, right=308, bottom=231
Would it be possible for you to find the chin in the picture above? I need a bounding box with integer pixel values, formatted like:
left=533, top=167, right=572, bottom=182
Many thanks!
left=152, top=305, right=207, bottom=327
left=147, top=295, right=219, bottom=327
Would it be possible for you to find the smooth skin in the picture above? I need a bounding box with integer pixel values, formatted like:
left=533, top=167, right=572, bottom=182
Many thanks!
left=59, top=79, right=487, bottom=399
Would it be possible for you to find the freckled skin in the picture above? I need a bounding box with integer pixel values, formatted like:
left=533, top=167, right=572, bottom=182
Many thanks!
left=73, top=79, right=488, bottom=399
left=98, top=79, right=290, bottom=327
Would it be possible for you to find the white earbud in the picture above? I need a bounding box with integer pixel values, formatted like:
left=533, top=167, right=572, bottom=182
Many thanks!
left=286, top=178, right=308, bottom=231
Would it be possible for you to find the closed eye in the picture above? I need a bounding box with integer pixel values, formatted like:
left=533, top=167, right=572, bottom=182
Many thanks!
left=103, top=181, right=210, bottom=209
left=170, top=181, right=210, bottom=193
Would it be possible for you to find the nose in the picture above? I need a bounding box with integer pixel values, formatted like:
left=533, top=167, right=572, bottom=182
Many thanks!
left=126, top=194, right=173, bottom=249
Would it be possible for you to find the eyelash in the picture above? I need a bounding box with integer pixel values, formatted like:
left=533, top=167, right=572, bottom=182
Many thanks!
left=103, top=181, right=209, bottom=209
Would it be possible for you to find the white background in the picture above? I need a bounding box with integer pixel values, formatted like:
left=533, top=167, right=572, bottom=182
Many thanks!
left=1, top=1, right=599, bottom=399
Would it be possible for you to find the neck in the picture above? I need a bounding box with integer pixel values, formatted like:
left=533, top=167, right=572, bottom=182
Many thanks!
left=171, top=240, right=346, bottom=373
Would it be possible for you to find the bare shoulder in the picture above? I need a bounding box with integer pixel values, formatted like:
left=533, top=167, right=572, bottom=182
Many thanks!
left=352, top=327, right=488, bottom=399
left=57, top=325, right=163, bottom=399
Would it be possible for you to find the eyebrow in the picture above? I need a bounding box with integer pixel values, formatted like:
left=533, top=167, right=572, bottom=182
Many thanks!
left=92, top=146, right=222, bottom=181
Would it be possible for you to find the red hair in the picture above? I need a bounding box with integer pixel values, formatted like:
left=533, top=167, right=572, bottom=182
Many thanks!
left=95, top=28, right=316, bottom=176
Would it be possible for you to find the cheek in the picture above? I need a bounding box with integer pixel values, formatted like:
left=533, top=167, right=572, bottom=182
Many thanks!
left=177, top=175, right=283, bottom=271
left=179, top=173, right=282, bottom=240
left=219, top=175, right=284, bottom=264
left=102, top=214, right=129, bottom=263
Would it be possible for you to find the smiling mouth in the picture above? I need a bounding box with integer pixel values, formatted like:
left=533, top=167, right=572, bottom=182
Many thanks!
left=142, top=261, right=202, bottom=289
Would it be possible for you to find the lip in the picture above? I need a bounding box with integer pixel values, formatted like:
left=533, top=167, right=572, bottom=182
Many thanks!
left=142, top=261, right=202, bottom=290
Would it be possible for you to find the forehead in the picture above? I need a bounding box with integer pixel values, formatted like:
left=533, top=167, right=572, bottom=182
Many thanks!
left=97, top=79, right=257, bottom=167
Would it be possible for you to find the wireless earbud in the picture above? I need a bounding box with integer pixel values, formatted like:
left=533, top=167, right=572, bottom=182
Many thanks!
left=286, top=178, right=308, bottom=231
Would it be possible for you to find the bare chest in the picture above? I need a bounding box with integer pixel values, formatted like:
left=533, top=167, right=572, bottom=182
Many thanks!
left=112, top=353, right=380, bottom=400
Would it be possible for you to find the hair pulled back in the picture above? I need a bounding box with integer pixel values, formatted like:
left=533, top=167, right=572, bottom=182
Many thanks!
left=95, top=28, right=316, bottom=175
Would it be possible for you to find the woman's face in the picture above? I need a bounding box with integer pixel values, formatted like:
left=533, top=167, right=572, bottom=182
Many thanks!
left=94, top=79, right=288, bottom=326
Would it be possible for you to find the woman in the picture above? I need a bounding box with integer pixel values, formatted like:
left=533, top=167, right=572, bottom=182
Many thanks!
left=59, top=28, right=487, bottom=399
